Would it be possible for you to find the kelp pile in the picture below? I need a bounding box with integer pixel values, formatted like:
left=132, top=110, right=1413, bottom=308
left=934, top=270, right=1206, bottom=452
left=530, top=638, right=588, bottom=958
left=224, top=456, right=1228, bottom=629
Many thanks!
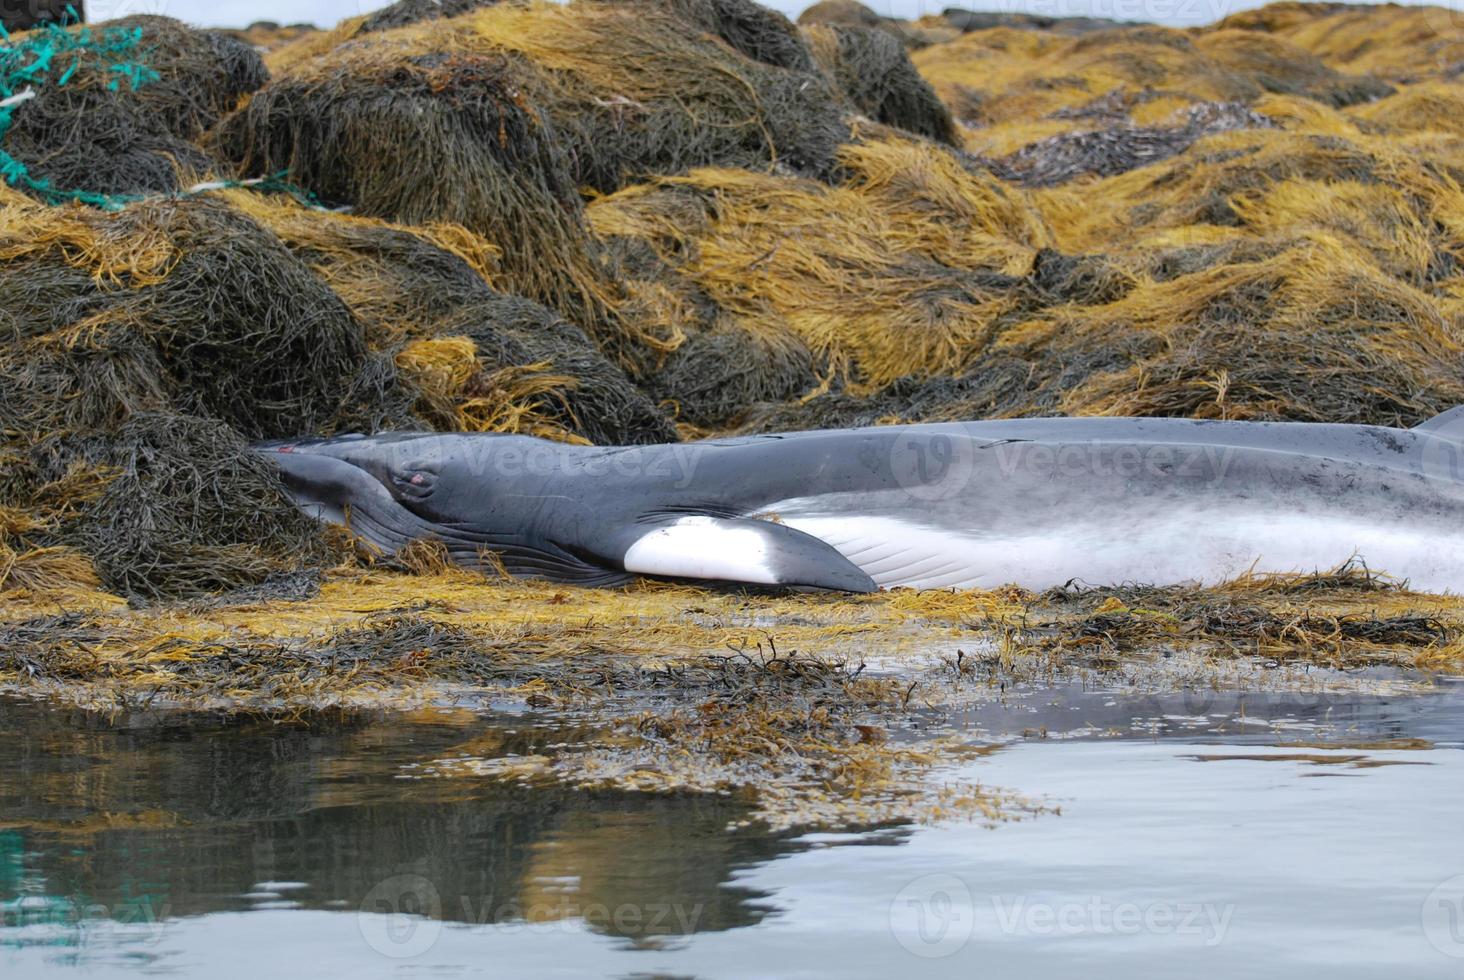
left=597, top=8, right=1464, bottom=430
left=1, top=15, right=264, bottom=201
left=4, top=0, right=1464, bottom=826
left=805, top=23, right=957, bottom=144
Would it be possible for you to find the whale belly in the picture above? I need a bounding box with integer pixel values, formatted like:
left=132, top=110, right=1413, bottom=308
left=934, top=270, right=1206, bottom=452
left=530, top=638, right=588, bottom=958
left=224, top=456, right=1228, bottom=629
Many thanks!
left=766, top=508, right=1464, bottom=593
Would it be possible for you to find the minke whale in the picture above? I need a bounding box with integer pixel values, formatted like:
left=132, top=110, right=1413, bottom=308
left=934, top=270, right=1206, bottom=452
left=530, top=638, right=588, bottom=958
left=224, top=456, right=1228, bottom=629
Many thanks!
left=256, top=411, right=1464, bottom=594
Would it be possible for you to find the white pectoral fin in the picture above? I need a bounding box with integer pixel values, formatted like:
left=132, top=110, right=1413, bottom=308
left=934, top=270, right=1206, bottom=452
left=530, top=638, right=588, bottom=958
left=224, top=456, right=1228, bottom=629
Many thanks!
left=621, top=516, right=877, bottom=593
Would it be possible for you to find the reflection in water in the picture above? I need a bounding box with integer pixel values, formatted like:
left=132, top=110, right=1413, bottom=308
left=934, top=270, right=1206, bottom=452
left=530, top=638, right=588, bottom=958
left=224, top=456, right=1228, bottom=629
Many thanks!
left=935, top=672, right=1464, bottom=743
left=0, top=698, right=829, bottom=945
left=2, top=676, right=1461, bottom=978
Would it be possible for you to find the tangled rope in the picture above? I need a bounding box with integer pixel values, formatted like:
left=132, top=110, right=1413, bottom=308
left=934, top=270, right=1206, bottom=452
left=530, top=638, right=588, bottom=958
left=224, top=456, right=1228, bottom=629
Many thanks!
left=0, top=13, right=323, bottom=210
left=0, top=11, right=159, bottom=207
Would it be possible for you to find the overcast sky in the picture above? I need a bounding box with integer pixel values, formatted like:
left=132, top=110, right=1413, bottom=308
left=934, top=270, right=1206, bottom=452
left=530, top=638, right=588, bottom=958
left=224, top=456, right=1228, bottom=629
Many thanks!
left=83, top=0, right=1460, bottom=31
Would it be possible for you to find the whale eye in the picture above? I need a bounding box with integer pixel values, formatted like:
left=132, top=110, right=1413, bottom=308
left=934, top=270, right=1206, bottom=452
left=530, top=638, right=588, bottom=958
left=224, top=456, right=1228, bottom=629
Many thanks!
left=388, top=460, right=438, bottom=499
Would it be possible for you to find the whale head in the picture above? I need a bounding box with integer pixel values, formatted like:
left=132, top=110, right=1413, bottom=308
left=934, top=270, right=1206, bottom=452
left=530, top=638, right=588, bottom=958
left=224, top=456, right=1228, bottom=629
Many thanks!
left=253, top=432, right=543, bottom=562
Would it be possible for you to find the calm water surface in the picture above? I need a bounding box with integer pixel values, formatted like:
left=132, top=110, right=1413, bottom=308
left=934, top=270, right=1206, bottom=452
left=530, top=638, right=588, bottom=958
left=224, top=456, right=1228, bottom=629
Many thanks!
left=2, top=677, right=1463, bottom=978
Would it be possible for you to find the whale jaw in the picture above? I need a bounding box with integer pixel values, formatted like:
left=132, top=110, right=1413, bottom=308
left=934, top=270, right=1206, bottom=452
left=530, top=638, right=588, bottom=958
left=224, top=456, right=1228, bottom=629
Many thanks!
left=258, top=445, right=422, bottom=557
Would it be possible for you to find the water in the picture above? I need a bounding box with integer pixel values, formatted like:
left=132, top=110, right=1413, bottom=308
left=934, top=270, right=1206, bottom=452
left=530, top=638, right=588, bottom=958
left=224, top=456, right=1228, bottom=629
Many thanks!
left=2, top=678, right=1463, bottom=978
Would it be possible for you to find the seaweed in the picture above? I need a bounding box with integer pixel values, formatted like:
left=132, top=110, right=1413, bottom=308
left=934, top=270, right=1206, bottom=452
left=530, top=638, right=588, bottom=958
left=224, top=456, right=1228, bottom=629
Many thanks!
left=53, top=413, right=337, bottom=600
left=2, top=16, right=265, bottom=200
left=1032, top=562, right=1458, bottom=666
left=212, top=45, right=613, bottom=335
left=805, top=24, right=957, bottom=144
left=636, top=0, right=815, bottom=71
left=0, top=195, right=393, bottom=440
left=219, top=189, right=678, bottom=444
left=6, top=0, right=1464, bottom=712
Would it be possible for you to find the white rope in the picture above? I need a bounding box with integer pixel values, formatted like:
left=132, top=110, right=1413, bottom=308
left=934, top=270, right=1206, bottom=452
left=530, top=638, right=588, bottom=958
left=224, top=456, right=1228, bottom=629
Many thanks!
left=0, top=88, right=36, bottom=109
left=184, top=176, right=267, bottom=194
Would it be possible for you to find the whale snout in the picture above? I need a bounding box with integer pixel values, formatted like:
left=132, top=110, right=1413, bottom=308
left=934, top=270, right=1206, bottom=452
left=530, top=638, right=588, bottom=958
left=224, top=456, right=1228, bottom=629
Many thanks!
left=254, top=438, right=438, bottom=555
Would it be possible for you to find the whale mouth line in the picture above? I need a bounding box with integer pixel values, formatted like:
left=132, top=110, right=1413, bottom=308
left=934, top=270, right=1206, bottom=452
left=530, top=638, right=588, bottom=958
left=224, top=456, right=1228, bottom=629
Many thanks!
left=256, top=443, right=443, bottom=556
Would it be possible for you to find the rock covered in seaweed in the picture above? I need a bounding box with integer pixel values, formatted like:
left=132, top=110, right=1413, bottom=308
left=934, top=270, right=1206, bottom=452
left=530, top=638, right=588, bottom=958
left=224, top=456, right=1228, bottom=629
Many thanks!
left=804, top=23, right=958, bottom=144
left=0, top=194, right=398, bottom=439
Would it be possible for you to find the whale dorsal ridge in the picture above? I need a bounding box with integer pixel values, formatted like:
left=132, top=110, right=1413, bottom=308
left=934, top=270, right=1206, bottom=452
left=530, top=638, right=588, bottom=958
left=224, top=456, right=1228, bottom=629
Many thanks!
left=1413, top=405, right=1464, bottom=438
